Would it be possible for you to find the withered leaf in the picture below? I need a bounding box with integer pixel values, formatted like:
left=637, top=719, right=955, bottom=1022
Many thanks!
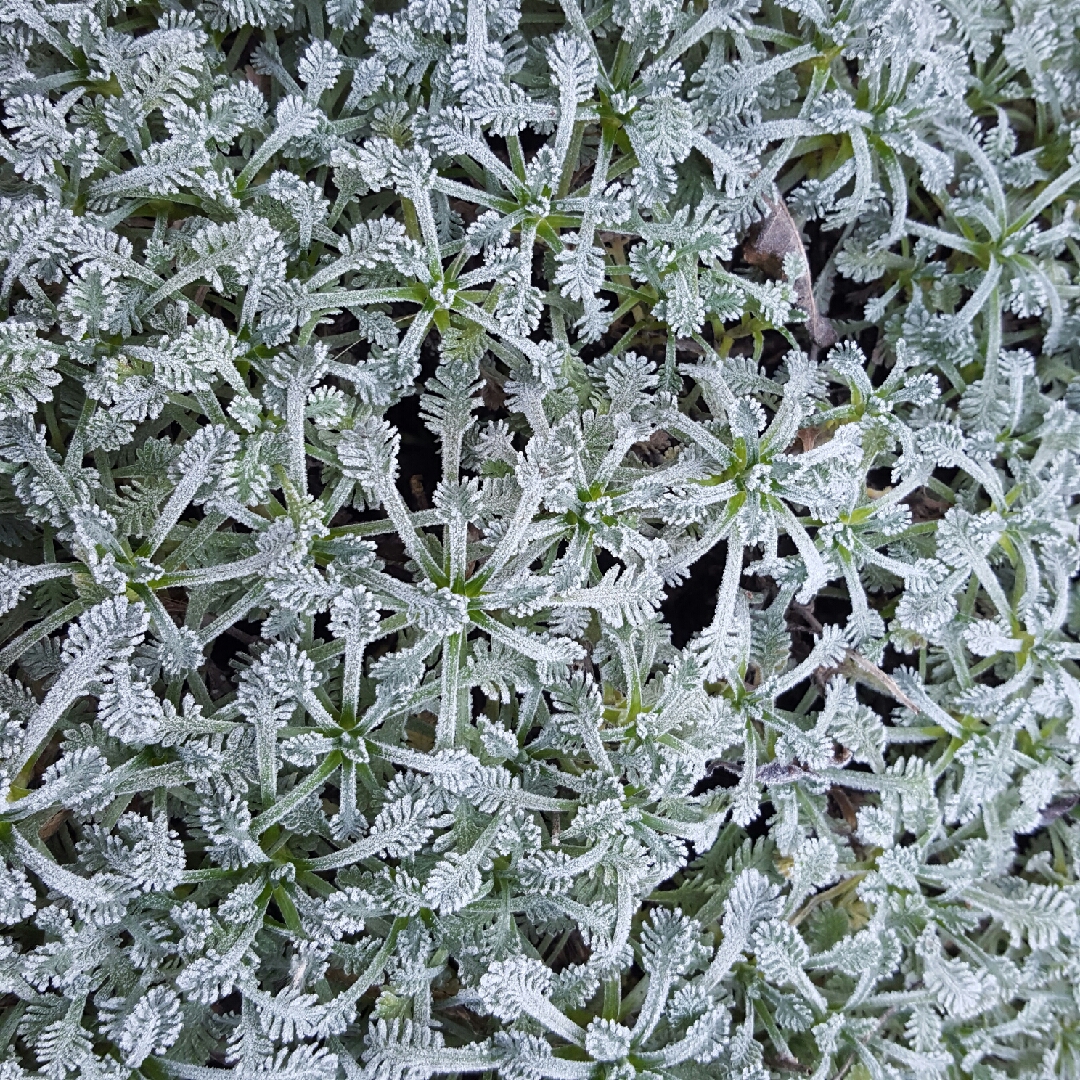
left=409, top=474, right=431, bottom=510
left=791, top=600, right=919, bottom=713
left=743, top=196, right=838, bottom=348
left=841, top=649, right=920, bottom=714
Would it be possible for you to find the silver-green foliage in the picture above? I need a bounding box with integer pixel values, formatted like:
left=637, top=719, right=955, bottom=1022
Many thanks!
left=0, top=0, right=1079, bottom=1077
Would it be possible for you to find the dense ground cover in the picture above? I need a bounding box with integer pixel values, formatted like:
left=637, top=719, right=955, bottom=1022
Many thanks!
left=1, top=0, right=1079, bottom=1077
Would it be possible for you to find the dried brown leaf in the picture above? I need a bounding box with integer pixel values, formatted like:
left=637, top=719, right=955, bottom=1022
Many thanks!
left=790, top=601, right=919, bottom=713
left=743, top=197, right=837, bottom=348
left=409, top=474, right=431, bottom=510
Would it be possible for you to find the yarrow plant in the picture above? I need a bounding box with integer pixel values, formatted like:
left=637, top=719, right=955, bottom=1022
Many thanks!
left=0, top=0, right=1079, bottom=1077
